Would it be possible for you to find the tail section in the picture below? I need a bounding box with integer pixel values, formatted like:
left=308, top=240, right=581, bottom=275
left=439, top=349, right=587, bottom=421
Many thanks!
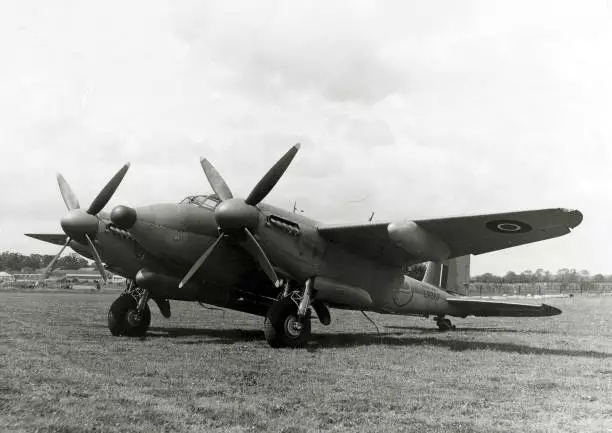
left=422, top=261, right=442, bottom=286
left=422, top=255, right=471, bottom=295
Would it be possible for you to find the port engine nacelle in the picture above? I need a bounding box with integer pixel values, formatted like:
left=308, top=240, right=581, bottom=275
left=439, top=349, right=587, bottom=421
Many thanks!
left=387, top=220, right=451, bottom=261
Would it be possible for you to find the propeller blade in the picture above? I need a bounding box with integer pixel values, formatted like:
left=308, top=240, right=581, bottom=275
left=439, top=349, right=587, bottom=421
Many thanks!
left=36, top=237, right=71, bottom=286
left=200, top=158, right=233, bottom=201
left=57, top=174, right=80, bottom=211
left=241, top=228, right=280, bottom=287
left=179, top=235, right=224, bottom=288
left=245, top=143, right=300, bottom=206
left=85, top=234, right=107, bottom=282
left=87, top=163, right=130, bottom=215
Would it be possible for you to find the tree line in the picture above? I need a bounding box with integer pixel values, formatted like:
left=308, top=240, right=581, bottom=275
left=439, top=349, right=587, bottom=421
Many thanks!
left=471, top=268, right=611, bottom=283
left=0, top=251, right=89, bottom=272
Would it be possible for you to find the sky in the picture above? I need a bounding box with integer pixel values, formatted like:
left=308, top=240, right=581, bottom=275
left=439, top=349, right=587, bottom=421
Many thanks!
left=0, top=0, right=611, bottom=276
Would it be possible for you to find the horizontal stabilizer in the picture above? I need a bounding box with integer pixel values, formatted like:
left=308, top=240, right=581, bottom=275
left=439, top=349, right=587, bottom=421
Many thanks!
left=25, top=233, right=69, bottom=246
left=447, top=298, right=561, bottom=317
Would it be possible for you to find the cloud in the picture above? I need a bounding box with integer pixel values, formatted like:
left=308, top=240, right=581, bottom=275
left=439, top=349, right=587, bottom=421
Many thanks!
left=172, top=1, right=406, bottom=104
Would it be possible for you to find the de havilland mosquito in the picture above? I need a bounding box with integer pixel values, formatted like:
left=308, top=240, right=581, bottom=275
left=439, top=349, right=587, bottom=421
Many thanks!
left=27, top=144, right=583, bottom=347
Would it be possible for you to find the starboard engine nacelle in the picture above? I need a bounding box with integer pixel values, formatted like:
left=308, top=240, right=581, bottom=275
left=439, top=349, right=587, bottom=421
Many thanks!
left=387, top=220, right=450, bottom=261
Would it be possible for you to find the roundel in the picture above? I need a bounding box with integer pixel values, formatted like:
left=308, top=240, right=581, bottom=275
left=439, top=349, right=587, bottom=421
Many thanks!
left=485, top=219, right=532, bottom=234
left=393, top=283, right=414, bottom=307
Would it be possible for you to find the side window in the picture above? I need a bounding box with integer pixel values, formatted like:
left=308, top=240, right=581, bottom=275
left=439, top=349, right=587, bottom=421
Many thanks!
left=202, top=198, right=219, bottom=209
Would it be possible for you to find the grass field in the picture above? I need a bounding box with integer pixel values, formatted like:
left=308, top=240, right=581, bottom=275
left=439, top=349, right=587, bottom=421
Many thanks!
left=1, top=291, right=611, bottom=433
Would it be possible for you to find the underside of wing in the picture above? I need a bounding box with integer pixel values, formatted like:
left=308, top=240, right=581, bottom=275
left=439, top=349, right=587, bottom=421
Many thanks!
left=318, top=222, right=416, bottom=266
left=447, top=297, right=562, bottom=317
left=25, top=233, right=69, bottom=246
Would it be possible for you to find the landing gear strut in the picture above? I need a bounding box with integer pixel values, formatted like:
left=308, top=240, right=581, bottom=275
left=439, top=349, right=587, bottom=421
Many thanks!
left=264, top=278, right=314, bottom=348
left=435, top=315, right=456, bottom=332
left=108, top=281, right=151, bottom=337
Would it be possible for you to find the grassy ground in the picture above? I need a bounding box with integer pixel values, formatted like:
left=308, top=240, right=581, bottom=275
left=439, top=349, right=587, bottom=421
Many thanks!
left=1, top=291, right=611, bottom=433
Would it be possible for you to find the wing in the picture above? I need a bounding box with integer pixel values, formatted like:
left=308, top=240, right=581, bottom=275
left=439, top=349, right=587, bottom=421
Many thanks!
left=317, top=208, right=582, bottom=265
left=447, top=297, right=561, bottom=317
left=25, top=233, right=69, bottom=246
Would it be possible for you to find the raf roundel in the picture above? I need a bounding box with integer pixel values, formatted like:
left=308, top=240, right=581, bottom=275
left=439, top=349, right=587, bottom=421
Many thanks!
left=485, top=219, right=532, bottom=234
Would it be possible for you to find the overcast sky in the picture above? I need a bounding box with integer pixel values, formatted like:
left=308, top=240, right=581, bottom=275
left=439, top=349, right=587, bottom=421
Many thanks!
left=1, top=1, right=610, bottom=276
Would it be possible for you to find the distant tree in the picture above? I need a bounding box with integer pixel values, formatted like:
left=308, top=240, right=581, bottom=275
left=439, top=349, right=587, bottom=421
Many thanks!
left=0, top=252, right=27, bottom=271
left=593, top=274, right=605, bottom=282
left=56, top=253, right=88, bottom=270
left=534, top=268, right=545, bottom=281
left=472, top=272, right=502, bottom=283
left=556, top=268, right=570, bottom=281
left=503, top=271, right=518, bottom=283
left=406, top=263, right=427, bottom=281
left=22, top=254, right=43, bottom=270
left=41, top=255, right=55, bottom=267
left=520, top=270, right=534, bottom=283
left=579, top=269, right=590, bottom=281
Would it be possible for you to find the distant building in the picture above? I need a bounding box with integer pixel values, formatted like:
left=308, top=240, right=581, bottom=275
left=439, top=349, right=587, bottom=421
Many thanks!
left=13, top=267, right=122, bottom=285
left=64, top=268, right=109, bottom=283
left=0, top=271, right=15, bottom=282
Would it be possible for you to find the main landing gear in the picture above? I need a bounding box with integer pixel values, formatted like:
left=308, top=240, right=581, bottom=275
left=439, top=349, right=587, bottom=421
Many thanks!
left=108, top=281, right=151, bottom=337
left=435, top=315, right=456, bottom=331
left=264, top=278, right=321, bottom=348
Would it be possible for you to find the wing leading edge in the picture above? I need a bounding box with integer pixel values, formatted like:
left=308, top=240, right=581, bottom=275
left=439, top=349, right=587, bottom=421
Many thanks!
left=446, top=297, right=562, bottom=317
left=25, top=234, right=69, bottom=246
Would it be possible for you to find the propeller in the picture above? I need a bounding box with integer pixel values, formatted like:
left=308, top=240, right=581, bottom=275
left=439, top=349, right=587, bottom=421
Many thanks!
left=37, top=164, right=130, bottom=286
left=178, top=143, right=300, bottom=289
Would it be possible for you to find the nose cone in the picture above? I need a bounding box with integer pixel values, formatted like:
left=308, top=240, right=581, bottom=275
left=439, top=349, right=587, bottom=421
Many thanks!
left=214, top=198, right=259, bottom=231
left=60, top=209, right=99, bottom=238
left=111, top=205, right=137, bottom=230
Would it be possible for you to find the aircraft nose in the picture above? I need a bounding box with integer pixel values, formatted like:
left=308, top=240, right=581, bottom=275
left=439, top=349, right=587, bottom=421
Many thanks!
left=111, top=205, right=137, bottom=230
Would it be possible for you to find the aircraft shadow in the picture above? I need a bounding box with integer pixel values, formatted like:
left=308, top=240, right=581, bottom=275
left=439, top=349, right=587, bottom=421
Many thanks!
left=142, top=326, right=611, bottom=359
left=309, top=333, right=612, bottom=358
left=384, top=325, right=555, bottom=334
left=147, top=326, right=262, bottom=342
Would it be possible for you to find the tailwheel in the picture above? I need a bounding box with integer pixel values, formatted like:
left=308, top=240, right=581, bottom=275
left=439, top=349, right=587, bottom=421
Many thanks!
left=264, top=296, right=311, bottom=348
left=435, top=316, right=456, bottom=332
left=108, top=293, right=151, bottom=337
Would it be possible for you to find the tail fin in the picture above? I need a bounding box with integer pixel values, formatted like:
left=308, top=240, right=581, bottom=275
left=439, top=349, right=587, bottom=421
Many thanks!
left=422, top=255, right=471, bottom=295
left=422, top=261, right=442, bottom=286
left=441, top=255, right=471, bottom=295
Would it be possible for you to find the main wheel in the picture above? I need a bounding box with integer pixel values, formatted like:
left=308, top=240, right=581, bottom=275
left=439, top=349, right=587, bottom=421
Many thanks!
left=264, top=296, right=311, bottom=348
left=436, top=318, right=455, bottom=332
left=108, top=294, right=151, bottom=337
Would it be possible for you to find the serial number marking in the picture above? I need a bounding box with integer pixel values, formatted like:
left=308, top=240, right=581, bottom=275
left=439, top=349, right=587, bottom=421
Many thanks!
left=423, top=290, right=440, bottom=303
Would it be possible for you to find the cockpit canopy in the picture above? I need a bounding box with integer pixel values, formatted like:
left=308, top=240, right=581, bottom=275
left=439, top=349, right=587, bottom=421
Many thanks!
left=179, top=194, right=220, bottom=210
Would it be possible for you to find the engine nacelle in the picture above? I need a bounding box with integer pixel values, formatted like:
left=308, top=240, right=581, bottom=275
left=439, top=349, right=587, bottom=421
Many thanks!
left=314, top=276, right=373, bottom=309
left=387, top=220, right=450, bottom=261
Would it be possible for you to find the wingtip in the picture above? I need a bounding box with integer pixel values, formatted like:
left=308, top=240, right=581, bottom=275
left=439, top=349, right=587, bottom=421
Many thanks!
left=294, top=142, right=301, bottom=150
left=561, top=208, right=583, bottom=228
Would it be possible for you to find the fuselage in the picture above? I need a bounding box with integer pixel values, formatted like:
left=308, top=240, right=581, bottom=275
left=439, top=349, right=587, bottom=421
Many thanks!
left=108, top=195, right=459, bottom=317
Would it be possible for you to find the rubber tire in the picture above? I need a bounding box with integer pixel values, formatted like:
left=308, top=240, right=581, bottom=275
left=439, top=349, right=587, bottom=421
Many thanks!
left=437, top=318, right=456, bottom=332
left=108, top=294, right=151, bottom=337
left=264, top=296, right=311, bottom=348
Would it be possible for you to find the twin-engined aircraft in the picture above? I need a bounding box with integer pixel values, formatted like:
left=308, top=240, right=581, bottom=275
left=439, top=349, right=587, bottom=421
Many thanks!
left=28, top=144, right=583, bottom=347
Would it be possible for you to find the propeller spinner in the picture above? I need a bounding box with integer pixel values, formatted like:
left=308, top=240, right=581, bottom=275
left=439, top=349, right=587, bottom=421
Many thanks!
left=178, top=143, right=300, bottom=289
left=37, top=164, right=130, bottom=286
